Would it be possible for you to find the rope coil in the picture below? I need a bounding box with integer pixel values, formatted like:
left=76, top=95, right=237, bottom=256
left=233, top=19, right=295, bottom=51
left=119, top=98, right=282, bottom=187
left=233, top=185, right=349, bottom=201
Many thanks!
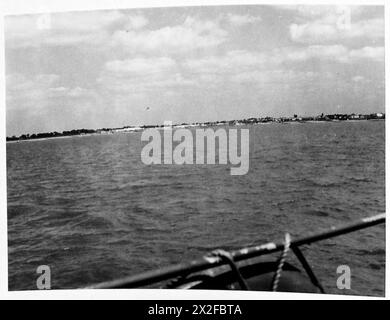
left=272, top=233, right=291, bottom=291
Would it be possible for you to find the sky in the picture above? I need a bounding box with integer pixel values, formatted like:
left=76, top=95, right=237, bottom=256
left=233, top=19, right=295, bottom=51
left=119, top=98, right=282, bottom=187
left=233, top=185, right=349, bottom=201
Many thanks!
left=5, top=5, right=385, bottom=136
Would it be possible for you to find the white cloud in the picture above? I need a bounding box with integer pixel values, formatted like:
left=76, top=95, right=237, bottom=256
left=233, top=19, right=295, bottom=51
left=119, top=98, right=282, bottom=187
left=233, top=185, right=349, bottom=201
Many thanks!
left=184, top=50, right=267, bottom=75
left=224, top=13, right=261, bottom=26
left=5, top=10, right=125, bottom=48
left=99, top=57, right=193, bottom=94
left=184, top=44, right=383, bottom=82
left=105, top=57, right=176, bottom=75
left=124, top=15, right=148, bottom=30
left=349, top=46, right=384, bottom=62
left=184, top=50, right=320, bottom=87
left=229, top=69, right=318, bottom=85
left=52, top=10, right=124, bottom=32
left=277, top=45, right=384, bottom=64
left=6, top=73, right=94, bottom=110
left=49, top=86, right=68, bottom=94
left=68, top=87, right=95, bottom=98
left=352, top=75, right=365, bottom=82
left=7, top=73, right=60, bottom=100
left=5, top=11, right=226, bottom=52
left=283, top=5, right=384, bottom=44
left=278, top=5, right=364, bottom=18
left=177, top=43, right=384, bottom=90
left=281, top=45, right=349, bottom=62
left=111, top=16, right=227, bottom=53
left=290, top=18, right=384, bottom=43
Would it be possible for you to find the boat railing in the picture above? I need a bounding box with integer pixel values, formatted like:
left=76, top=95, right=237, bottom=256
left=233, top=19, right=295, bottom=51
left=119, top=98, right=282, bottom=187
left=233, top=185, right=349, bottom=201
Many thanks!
left=87, top=213, right=385, bottom=290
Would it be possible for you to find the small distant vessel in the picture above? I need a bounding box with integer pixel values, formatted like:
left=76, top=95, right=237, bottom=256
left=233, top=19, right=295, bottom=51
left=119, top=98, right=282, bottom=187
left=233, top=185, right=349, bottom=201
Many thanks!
left=88, top=213, right=385, bottom=293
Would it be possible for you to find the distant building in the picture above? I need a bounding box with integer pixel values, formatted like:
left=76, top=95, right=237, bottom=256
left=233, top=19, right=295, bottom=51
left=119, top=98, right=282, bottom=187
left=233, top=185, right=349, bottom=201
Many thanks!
left=348, top=114, right=360, bottom=120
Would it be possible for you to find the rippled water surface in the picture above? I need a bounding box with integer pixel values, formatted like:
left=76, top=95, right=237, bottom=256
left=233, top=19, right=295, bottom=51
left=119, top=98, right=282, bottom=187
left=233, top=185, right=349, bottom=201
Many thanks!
left=7, top=121, right=385, bottom=295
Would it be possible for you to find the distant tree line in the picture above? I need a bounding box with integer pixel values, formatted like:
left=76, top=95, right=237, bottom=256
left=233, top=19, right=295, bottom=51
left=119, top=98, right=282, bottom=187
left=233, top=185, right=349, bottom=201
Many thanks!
left=6, top=112, right=385, bottom=142
left=6, top=128, right=97, bottom=142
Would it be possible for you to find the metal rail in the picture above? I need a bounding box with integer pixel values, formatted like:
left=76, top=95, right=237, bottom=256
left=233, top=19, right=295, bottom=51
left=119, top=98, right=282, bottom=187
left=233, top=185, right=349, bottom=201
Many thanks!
left=87, top=213, right=385, bottom=289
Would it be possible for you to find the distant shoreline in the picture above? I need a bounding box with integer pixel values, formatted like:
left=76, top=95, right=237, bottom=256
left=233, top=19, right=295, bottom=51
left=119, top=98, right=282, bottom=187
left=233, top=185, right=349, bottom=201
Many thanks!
left=6, top=117, right=385, bottom=144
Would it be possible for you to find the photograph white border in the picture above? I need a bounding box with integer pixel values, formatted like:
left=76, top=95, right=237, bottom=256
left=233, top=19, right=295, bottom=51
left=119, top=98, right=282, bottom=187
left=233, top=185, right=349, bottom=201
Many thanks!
left=0, top=0, right=388, bottom=300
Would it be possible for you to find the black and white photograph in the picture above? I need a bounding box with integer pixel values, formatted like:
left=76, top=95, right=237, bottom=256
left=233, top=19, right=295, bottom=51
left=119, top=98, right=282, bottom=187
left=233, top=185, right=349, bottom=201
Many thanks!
left=2, top=1, right=387, bottom=298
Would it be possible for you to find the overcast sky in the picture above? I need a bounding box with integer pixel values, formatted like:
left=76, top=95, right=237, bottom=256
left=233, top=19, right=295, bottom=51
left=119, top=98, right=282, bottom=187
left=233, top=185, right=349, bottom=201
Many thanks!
left=5, top=5, right=384, bottom=136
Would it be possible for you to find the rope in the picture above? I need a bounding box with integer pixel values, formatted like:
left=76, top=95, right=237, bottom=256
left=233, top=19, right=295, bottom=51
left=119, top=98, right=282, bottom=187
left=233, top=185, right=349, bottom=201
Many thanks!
left=272, top=233, right=291, bottom=291
left=207, top=249, right=249, bottom=290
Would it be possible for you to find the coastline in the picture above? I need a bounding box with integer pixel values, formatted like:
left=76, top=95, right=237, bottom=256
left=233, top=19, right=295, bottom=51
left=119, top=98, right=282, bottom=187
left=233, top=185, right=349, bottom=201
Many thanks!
left=6, top=118, right=385, bottom=144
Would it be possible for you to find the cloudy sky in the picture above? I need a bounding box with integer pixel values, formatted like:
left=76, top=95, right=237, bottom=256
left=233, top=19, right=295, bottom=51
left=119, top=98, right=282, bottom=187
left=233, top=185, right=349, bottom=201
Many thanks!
left=5, top=5, right=384, bottom=136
